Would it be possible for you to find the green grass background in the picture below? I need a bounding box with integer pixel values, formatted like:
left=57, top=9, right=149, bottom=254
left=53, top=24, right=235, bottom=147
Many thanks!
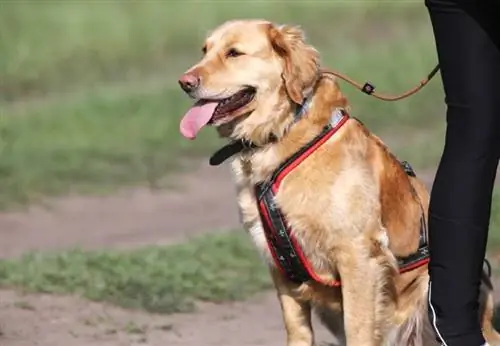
left=0, top=232, right=271, bottom=314
left=0, top=0, right=445, bottom=207
left=0, top=1, right=499, bottom=314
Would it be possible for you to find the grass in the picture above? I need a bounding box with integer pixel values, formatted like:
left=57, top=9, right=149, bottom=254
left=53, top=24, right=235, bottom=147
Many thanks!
left=0, top=231, right=272, bottom=314
left=0, top=85, right=221, bottom=208
left=0, top=1, right=433, bottom=101
left=0, top=1, right=448, bottom=208
left=1, top=216, right=500, bottom=315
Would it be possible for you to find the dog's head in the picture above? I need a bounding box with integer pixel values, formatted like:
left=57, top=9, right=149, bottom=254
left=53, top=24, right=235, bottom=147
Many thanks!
left=178, top=20, right=320, bottom=143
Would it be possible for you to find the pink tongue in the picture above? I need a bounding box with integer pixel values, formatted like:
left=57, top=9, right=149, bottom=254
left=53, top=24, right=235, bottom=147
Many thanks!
left=179, top=100, right=219, bottom=139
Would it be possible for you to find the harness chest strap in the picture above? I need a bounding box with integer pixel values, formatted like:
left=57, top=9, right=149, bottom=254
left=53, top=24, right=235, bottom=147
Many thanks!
left=254, top=110, right=430, bottom=287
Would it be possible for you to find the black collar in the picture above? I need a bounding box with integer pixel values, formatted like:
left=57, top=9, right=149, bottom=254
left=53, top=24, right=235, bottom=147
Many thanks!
left=209, top=140, right=258, bottom=166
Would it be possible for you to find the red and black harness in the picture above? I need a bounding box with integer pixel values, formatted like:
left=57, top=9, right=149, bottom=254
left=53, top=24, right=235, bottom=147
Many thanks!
left=209, top=108, right=430, bottom=287
left=253, top=110, right=430, bottom=287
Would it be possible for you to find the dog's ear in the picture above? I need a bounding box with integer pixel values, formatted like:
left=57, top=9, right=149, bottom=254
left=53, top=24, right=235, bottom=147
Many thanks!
left=268, top=24, right=320, bottom=105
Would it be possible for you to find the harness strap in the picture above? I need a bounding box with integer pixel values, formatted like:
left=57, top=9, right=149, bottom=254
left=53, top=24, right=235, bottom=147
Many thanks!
left=397, top=161, right=430, bottom=273
left=257, top=109, right=348, bottom=199
left=398, top=242, right=430, bottom=274
left=256, top=109, right=349, bottom=287
left=397, top=214, right=429, bottom=274
left=258, top=185, right=313, bottom=284
left=255, top=115, right=430, bottom=287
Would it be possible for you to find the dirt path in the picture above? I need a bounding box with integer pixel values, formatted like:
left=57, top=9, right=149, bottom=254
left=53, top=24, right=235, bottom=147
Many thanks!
left=0, top=163, right=241, bottom=259
left=0, top=162, right=437, bottom=259
left=0, top=161, right=489, bottom=346
left=0, top=161, right=342, bottom=346
left=0, top=290, right=341, bottom=346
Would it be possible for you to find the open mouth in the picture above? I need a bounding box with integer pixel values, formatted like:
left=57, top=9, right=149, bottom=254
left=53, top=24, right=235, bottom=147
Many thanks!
left=180, top=87, right=256, bottom=139
left=210, top=87, right=256, bottom=123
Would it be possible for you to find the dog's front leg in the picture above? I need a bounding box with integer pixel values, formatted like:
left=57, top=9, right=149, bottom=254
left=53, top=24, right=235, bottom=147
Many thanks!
left=270, top=269, right=314, bottom=346
left=336, top=241, right=379, bottom=346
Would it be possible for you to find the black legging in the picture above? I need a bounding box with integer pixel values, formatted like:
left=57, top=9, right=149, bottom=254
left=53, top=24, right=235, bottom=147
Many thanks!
left=425, top=0, right=500, bottom=345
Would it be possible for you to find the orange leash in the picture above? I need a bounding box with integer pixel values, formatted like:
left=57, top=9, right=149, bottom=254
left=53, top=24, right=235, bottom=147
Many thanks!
left=321, top=63, right=440, bottom=102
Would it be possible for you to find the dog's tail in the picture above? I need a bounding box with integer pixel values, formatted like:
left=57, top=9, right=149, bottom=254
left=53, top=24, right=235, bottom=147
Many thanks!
left=390, top=266, right=500, bottom=346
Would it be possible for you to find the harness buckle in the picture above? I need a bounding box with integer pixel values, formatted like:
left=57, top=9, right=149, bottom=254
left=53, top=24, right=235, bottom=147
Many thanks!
left=400, top=160, right=416, bottom=177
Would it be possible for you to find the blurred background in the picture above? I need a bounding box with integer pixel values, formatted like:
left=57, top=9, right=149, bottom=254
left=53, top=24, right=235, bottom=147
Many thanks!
left=0, top=1, right=498, bottom=346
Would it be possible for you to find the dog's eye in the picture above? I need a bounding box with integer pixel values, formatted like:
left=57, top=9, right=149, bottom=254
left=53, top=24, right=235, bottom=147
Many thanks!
left=202, top=45, right=207, bottom=55
left=226, top=48, right=244, bottom=58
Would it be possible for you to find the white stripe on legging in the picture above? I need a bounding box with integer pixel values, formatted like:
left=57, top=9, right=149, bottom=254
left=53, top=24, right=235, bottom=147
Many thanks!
left=428, top=280, right=448, bottom=346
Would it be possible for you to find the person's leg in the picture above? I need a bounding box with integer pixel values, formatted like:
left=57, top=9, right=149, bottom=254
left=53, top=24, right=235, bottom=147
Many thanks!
left=424, top=0, right=500, bottom=345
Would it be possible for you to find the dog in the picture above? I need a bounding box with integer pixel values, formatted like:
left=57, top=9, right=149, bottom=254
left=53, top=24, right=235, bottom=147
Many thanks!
left=177, top=19, right=500, bottom=346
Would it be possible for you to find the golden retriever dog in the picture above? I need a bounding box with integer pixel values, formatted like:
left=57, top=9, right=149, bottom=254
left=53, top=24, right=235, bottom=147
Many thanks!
left=177, top=19, right=500, bottom=346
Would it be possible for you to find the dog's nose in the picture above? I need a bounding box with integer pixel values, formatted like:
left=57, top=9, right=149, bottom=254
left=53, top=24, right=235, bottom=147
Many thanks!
left=178, top=74, right=200, bottom=93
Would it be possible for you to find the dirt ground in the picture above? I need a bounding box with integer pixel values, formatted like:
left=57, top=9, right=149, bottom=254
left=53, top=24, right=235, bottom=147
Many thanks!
left=0, top=161, right=496, bottom=346
left=0, top=162, right=337, bottom=346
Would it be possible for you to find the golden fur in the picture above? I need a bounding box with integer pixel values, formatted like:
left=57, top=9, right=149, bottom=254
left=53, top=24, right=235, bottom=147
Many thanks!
left=180, top=19, right=500, bottom=346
